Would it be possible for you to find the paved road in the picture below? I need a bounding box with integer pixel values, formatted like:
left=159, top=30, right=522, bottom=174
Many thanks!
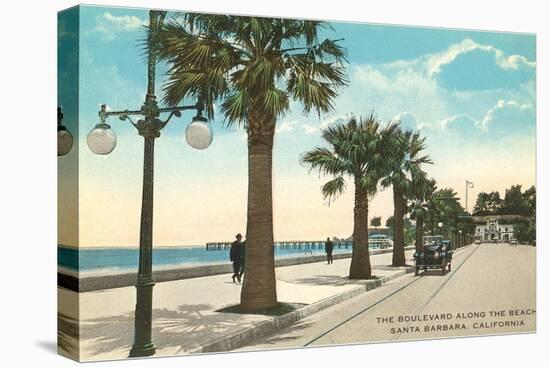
left=59, top=247, right=414, bottom=360
left=237, top=243, right=536, bottom=351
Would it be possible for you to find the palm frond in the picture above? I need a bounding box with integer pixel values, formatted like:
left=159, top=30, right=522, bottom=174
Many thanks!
left=301, top=147, right=349, bottom=176
left=358, top=173, right=380, bottom=196
left=157, top=13, right=348, bottom=129
left=315, top=38, right=347, bottom=63
left=220, top=90, right=249, bottom=125
left=322, top=176, right=347, bottom=203
left=260, top=88, right=289, bottom=118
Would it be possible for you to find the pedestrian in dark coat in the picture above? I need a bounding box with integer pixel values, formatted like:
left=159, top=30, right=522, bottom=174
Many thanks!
left=230, top=233, right=244, bottom=283
left=325, top=237, right=334, bottom=264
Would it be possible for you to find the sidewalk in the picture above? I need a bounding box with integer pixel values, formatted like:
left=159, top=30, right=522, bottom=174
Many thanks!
left=59, top=249, right=417, bottom=361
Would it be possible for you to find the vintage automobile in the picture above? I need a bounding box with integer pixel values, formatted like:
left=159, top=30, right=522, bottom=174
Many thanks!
left=413, top=235, right=453, bottom=276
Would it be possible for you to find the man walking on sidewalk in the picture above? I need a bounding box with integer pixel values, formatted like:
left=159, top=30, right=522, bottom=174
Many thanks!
left=325, top=237, right=334, bottom=264
left=230, top=233, right=245, bottom=283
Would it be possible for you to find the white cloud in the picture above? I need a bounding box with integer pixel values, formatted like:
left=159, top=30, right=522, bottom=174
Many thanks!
left=426, top=38, right=535, bottom=77
left=388, top=97, right=534, bottom=147
left=339, top=37, right=535, bottom=139
left=428, top=100, right=534, bottom=135
left=348, top=64, right=447, bottom=124
left=438, top=114, right=481, bottom=135
left=366, top=38, right=535, bottom=93
left=321, top=116, right=347, bottom=129
left=416, top=122, right=432, bottom=130
left=299, top=115, right=347, bottom=135
left=481, top=100, right=531, bottom=125
left=94, top=12, right=147, bottom=41
left=276, top=120, right=298, bottom=134
left=480, top=100, right=534, bottom=133
left=102, top=12, right=145, bottom=30
left=392, top=111, right=418, bottom=131
left=302, top=124, right=319, bottom=135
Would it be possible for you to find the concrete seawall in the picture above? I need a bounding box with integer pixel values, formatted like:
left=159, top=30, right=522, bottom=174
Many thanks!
left=58, top=246, right=414, bottom=292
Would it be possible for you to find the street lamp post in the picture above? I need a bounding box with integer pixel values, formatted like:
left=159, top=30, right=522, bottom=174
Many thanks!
left=87, top=10, right=212, bottom=358
left=465, top=180, right=474, bottom=212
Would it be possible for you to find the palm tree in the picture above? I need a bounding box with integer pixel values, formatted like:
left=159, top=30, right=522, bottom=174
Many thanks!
left=156, top=15, right=348, bottom=311
left=409, top=178, right=437, bottom=252
left=382, top=129, right=431, bottom=266
left=302, top=115, right=399, bottom=279
left=432, top=188, right=464, bottom=235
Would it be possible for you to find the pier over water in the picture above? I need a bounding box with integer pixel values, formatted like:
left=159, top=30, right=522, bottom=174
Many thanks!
left=205, top=240, right=353, bottom=251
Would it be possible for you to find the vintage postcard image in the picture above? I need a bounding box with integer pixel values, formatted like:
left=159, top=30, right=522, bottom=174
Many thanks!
left=57, top=4, right=536, bottom=362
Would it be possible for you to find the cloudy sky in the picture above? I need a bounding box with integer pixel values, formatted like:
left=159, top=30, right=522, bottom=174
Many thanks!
left=58, top=5, right=536, bottom=247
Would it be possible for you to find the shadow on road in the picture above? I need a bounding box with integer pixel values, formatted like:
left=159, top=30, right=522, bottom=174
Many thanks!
left=288, top=275, right=355, bottom=286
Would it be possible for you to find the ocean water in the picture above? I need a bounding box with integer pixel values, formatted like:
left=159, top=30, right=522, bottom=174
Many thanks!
left=58, top=244, right=354, bottom=274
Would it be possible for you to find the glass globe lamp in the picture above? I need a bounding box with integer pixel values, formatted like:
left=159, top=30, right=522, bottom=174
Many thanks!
left=58, top=125, right=73, bottom=156
left=185, top=115, right=212, bottom=150
left=87, top=123, right=117, bottom=155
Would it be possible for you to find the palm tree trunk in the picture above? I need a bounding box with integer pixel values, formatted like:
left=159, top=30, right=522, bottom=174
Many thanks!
left=415, top=215, right=424, bottom=253
left=349, top=178, right=372, bottom=279
left=240, top=106, right=278, bottom=311
left=392, top=186, right=407, bottom=266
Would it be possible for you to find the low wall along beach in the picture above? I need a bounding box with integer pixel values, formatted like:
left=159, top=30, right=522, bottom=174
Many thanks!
left=58, top=247, right=412, bottom=292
